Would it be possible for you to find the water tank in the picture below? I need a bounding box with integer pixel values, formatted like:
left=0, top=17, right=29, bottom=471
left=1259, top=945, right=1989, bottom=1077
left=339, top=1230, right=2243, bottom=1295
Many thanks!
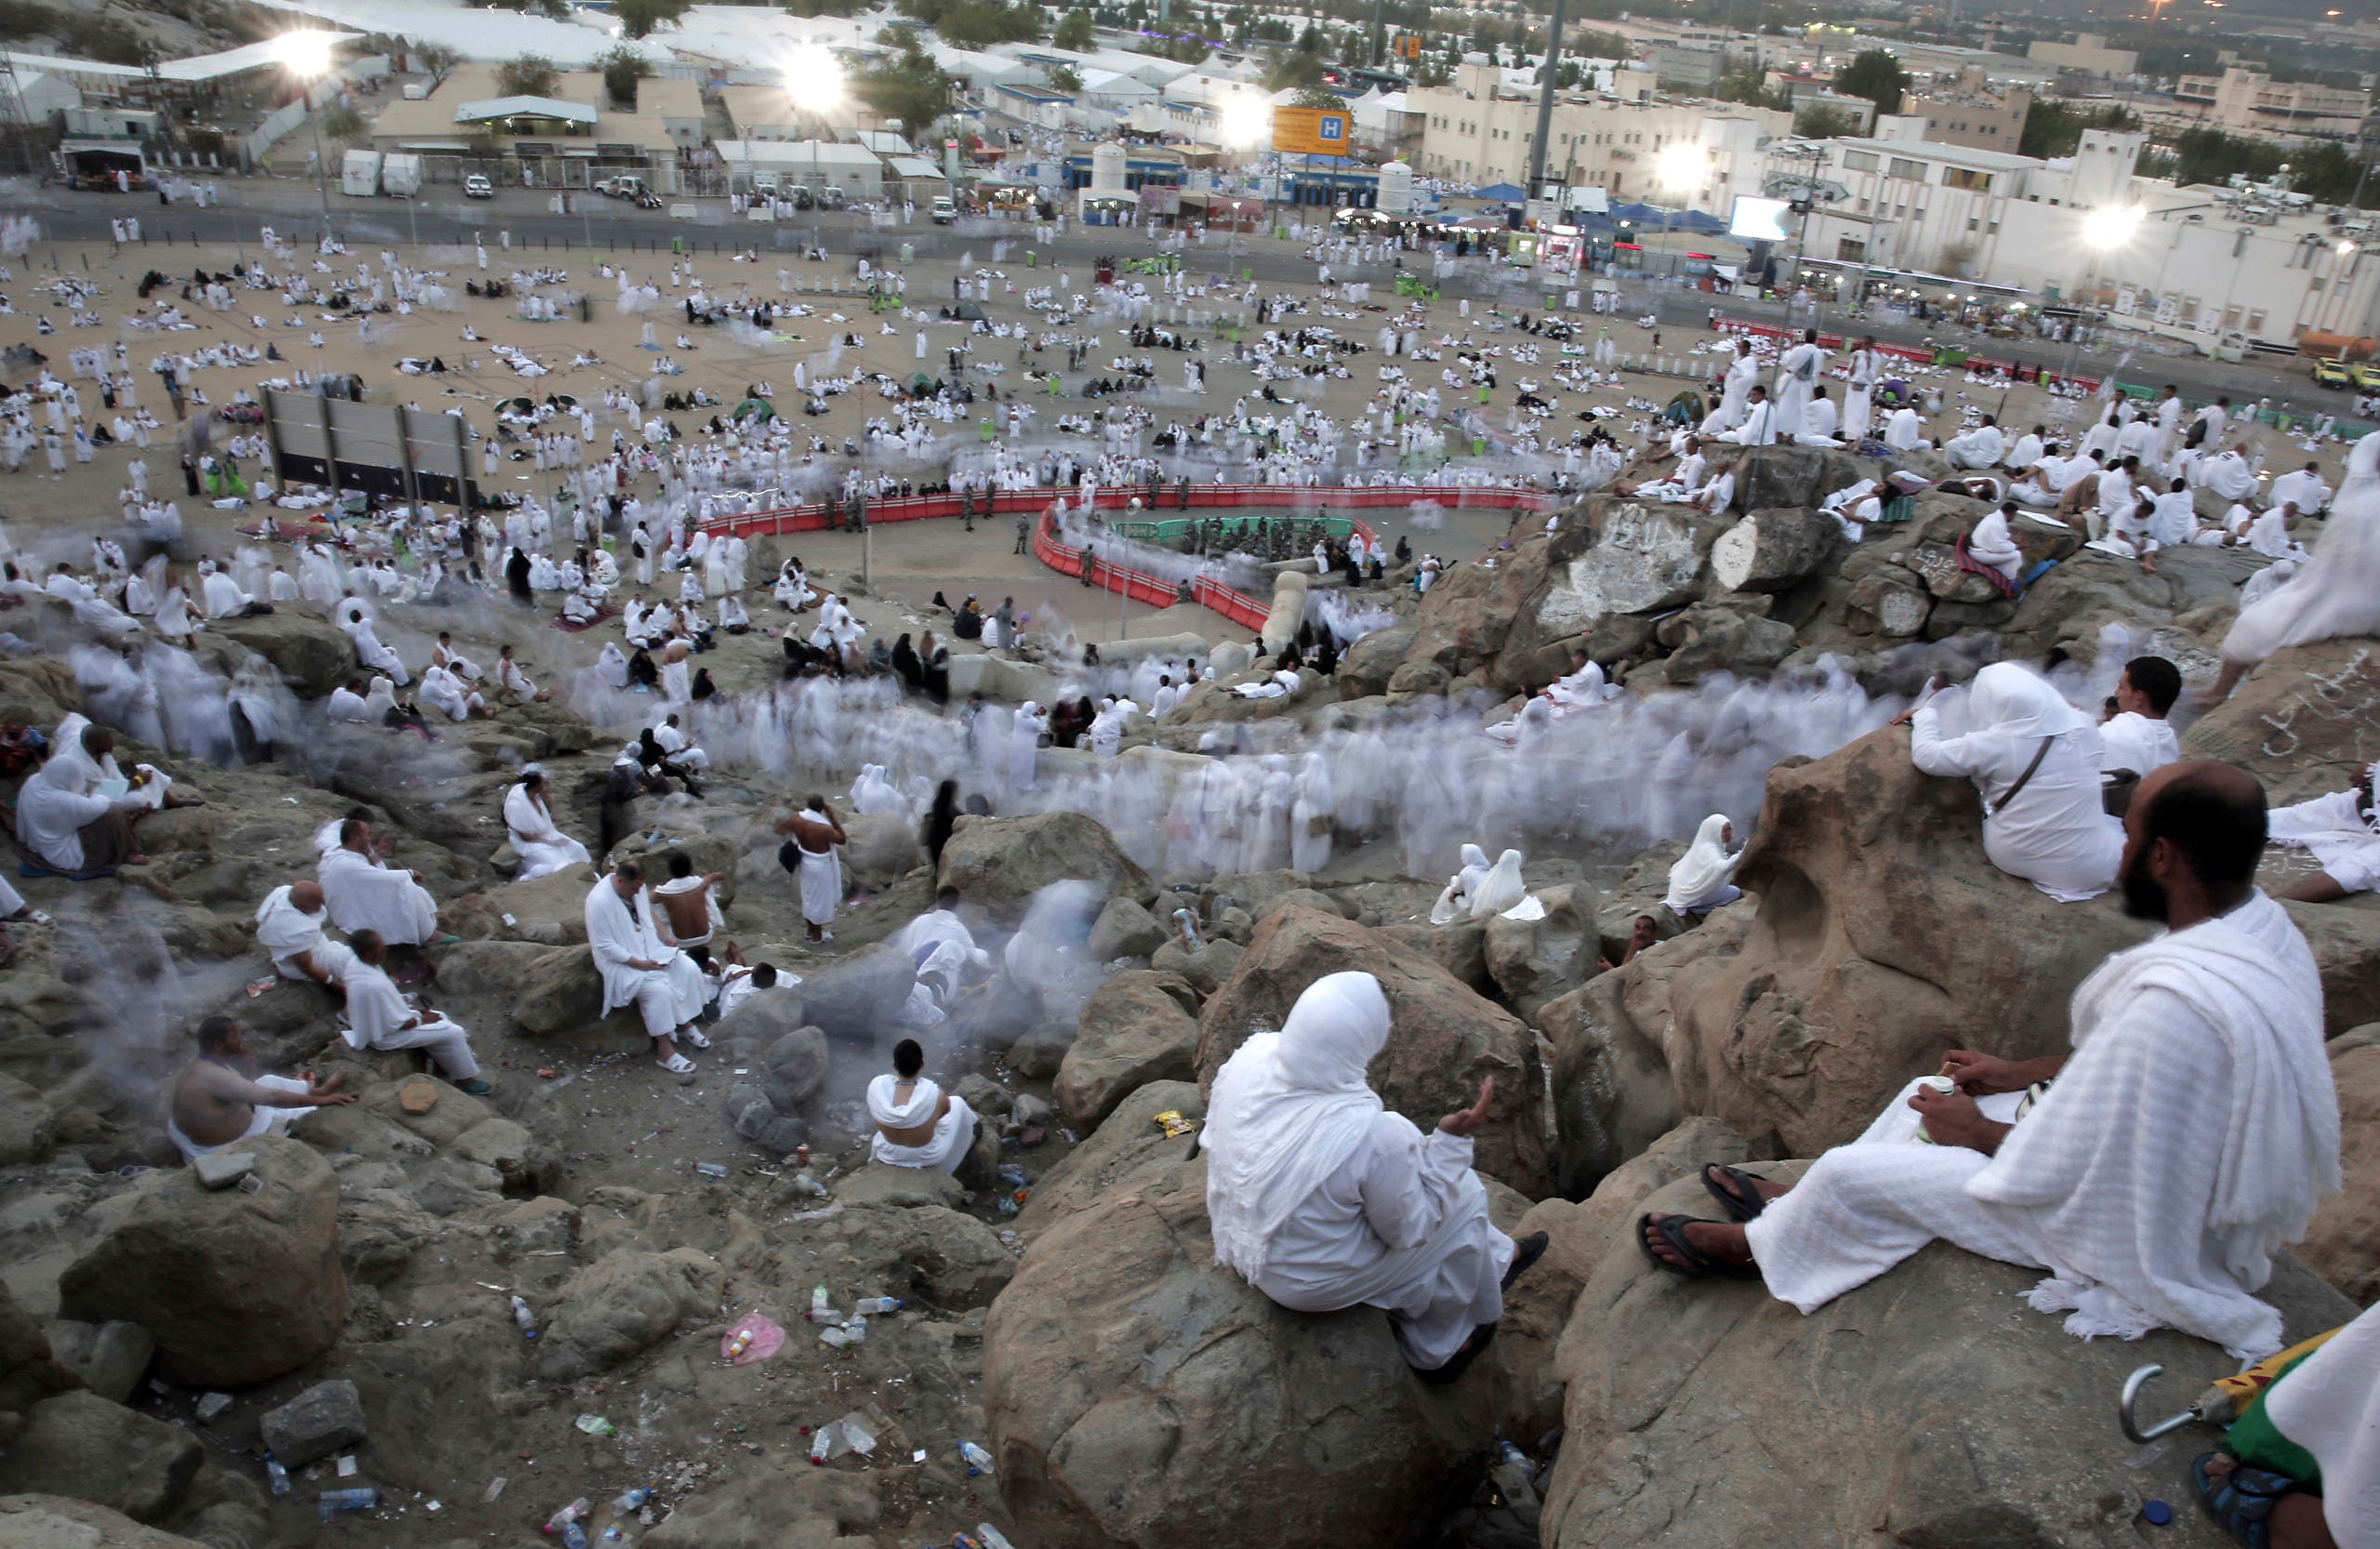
left=1377, top=160, right=1414, bottom=215
left=1091, top=141, right=1128, bottom=195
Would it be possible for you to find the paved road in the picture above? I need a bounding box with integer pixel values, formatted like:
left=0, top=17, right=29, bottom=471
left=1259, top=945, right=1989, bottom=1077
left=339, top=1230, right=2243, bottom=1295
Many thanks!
left=18, top=173, right=2354, bottom=423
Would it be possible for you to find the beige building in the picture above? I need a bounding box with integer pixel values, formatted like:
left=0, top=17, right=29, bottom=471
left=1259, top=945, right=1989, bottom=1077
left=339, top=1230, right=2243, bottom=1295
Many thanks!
left=1903, top=68, right=2031, bottom=154
left=2170, top=67, right=2371, bottom=140
left=367, top=64, right=706, bottom=185
left=1410, top=63, right=1786, bottom=201
left=2024, top=34, right=2139, bottom=79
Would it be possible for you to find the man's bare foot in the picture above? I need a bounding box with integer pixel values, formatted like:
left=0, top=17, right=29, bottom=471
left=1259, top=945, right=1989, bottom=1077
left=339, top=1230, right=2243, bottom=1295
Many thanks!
left=1703, top=1164, right=1790, bottom=1217
left=1641, top=1213, right=1754, bottom=1271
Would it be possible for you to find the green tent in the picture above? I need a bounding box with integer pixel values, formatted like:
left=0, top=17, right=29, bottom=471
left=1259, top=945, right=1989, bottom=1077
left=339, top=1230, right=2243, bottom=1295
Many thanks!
left=733, top=397, right=776, bottom=422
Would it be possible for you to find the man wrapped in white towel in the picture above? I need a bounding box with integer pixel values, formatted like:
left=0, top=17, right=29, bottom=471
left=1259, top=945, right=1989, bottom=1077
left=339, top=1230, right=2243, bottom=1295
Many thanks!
left=1640, top=762, right=2340, bottom=1362
left=584, top=859, right=711, bottom=1073
left=868, top=1037, right=979, bottom=1173
left=254, top=880, right=355, bottom=987
left=318, top=817, right=439, bottom=946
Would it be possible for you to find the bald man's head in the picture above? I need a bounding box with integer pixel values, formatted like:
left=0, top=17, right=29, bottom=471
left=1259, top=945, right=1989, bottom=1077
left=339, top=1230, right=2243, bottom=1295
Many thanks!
left=289, top=880, right=325, bottom=913
left=2121, top=761, right=2267, bottom=921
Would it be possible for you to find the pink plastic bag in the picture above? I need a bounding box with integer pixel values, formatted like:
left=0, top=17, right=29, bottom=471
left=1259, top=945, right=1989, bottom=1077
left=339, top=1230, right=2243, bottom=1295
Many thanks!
left=721, top=1312, right=786, bottom=1366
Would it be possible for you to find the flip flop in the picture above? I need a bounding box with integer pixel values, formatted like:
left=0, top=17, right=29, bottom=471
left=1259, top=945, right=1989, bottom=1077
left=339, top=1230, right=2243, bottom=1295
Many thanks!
left=1411, top=1321, right=1497, bottom=1385
left=455, top=1079, right=492, bottom=1096
left=1636, top=1213, right=1759, bottom=1280
left=2190, top=1452, right=2296, bottom=1548
left=1501, top=1231, right=1549, bottom=1292
left=657, top=1053, right=695, bottom=1075
left=1700, top=1164, right=1773, bottom=1223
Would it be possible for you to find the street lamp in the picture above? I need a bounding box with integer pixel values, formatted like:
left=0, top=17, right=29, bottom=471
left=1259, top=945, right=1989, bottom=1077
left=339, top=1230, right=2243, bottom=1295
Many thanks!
left=2063, top=205, right=2143, bottom=390
left=277, top=30, right=340, bottom=248
left=1219, top=94, right=1269, bottom=257
left=1653, top=139, right=1704, bottom=283
left=786, top=42, right=844, bottom=251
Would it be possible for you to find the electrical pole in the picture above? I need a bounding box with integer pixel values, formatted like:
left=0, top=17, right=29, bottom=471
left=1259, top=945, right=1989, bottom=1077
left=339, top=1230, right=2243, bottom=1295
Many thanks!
left=1525, top=0, right=1569, bottom=202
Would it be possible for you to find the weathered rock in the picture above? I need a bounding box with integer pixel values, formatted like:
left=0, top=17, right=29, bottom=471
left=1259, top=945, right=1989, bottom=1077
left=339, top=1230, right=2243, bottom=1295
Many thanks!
left=1335, top=623, right=1416, bottom=699
left=0, top=1286, right=75, bottom=1445
left=1054, top=971, right=1202, bottom=1134
left=1017, top=1080, right=1206, bottom=1230
left=0, top=1495, right=221, bottom=1549
left=938, top=813, right=1154, bottom=914
left=2301, top=1029, right=2380, bottom=1303
left=42, top=1319, right=152, bottom=1404
left=58, top=1135, right=346, bottom=1387
left=1148, top=935, right=1243, bottom=996
left=1844, top=571, right=1932, bottom=637
left=1708, top=506, right=1841, bottom=593
left=1549, top=728, right=2150, bottom=1195
left=205, top=610, right=356, bottom=697
left=1539, top=1172, right=2356, bottom=1549
left=1088, top=895, right=1168, bottom=960
left=0, top=1392, right=202, bottom=1524
left=2184, top=636, right=2380, bottom=805
left=1196, top=904, right=1552, bottom=1195
left=1529, top=499, right=1726, bottom=633
left=641, top=1463, right=878, bottom=1549
left=0, top=1074, right=56, bottom=1166
left=258, top=1379, right=366, bottom=1468
left=829, top=1204, right=1016, bottom=1308
left=794, top=944, right=925, bottom=1040
left=839, top=810, right=921, bottom=888
left=754, top=1026, right=829, bottom=1111
left=533, top=1248, right=717, bottom=1382
left=834, top=1163, right=965, bottom=1211
left=1482, top=882, right=1600, bottom=1022
left=1735, top=444, right=1863, bottom=511
left=984, top=1151, right=1492, bottom=1549
left=510, top=947, right=605, bottom=1038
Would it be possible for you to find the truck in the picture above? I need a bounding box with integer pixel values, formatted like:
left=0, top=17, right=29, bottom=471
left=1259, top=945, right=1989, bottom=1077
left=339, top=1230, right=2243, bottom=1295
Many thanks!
left=598, top=174, right=648, bottom=200
left=339, top=149, right=383, bottom=197
left=379, top=152, right=423, bottom=197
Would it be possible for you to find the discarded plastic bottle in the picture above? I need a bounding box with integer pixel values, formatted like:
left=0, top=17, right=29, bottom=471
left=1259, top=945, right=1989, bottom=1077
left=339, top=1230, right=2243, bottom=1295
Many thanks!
left=599, top=1529, right=631, bottom=1545
left=317, top=1488, right=380, bottom=1521
left=809, top=1421, right=841, bottom=1463
left=1488, top=1442, right=1541, bottom=1529
left=791, top=1172, right=829, bottom=1198
left=611, top=1488, right=651, bottom=1515
left=546, top=1497, right=593, bottom=1531
left=804, top=1304, right=845, bottom=1323
left=810, top=1284, right=831, bottom=1317
left=694, top=1161, right=730, bottom=1180
left=512, top=1295, right=537, bottom=1337
left=853, top=1296, right=905, bottom=1316
left=976, top=1525, right=1019, bottom=1549
left=997, top=1164, right=1028, bottom=1189
left=843, top=1314, right=867, bottom=1344
left=1171, top=907, right=1204, bottom=950
left=575, top=1414, right=617, bottom=1437
left=263, top=1456, right=292, bottom=1496
left=959, top=1440, right=995, bottom=1477
left=559, top=1524, right=589, bottom=1549
left=818, top=1325, right=853, bottom=1349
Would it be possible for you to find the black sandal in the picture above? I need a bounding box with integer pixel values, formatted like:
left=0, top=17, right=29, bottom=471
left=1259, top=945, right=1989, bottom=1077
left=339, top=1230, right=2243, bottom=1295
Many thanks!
left=1412, top=1321, right=1497, bottom=1385
left=1636, top=1213, right=1760, bottom=1279
left=1501, top=1231, right=1549, bottom=1291
left=1700, top=1164, right=1773, bottom=1224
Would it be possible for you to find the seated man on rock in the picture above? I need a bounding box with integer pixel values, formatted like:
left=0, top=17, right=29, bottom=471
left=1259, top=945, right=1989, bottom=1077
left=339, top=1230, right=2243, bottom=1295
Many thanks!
left=585, top=857, right=711, bottom=1074
left=2268, top=762, right=2380, bottom=904
left=1639, top=762, right=2339, bottom=1362
left=254, top=879, right=354, bottom=992
left=868, top=1037, right=979, bottom=1173
left=318, top=817, right=440, bottom=947
left=167, top=1013, right=356, bottom=1163
left=340, top=930, right=490, bottom=1095
left=2099, top=655, right=2182, bottom=782
left=1204, top=970, right=1548, bottom=1384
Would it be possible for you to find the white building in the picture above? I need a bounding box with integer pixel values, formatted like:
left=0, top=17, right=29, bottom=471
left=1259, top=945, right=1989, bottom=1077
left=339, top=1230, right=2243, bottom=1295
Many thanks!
left=1078, top=69, right=1157, bottom=114
left=1410, top=63, right=1786, bottom=202
left=1784, top=116, right=2040, bottom=273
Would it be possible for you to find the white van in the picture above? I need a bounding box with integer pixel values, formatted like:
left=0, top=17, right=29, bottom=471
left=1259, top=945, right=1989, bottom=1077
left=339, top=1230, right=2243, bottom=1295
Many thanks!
left=931, top=195, right=957, bottom=224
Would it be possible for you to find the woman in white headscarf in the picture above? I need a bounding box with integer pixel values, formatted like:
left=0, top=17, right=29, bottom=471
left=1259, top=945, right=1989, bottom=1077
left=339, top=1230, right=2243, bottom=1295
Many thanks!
left=360, top=675, right=399, bottom=726
left=1907, top=661, right=2122, bottom=902
left=1663, top=814, right=1743, bottom=919
left=1204, top=971, right=1544, bottom=1380
left=504, top=764, right=591, bottom=881
left=595, top=641, right=630, bottom=690
left=1011, top=701, right=1046, bottom=791
left=1467, top=848, right=1527, bottom=918
left=1428, top=843, right=1493, bottom=925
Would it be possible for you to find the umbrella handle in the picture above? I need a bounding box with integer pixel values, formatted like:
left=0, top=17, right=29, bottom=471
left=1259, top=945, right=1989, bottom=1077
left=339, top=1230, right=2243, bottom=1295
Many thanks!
left=2120, top=1365, right=2201, bottom=1444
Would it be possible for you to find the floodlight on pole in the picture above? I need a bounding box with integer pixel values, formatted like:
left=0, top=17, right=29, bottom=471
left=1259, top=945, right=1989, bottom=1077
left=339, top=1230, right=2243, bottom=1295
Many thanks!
left=1218, top=95, right=1271, bottom=253
left=1653, top=141, right=1704, bottom=274
left=278, top=31, right=340, bottom=249
left=786, top=43, right=845, bottom=246
left=2082, top=204, right=2144, bottom=253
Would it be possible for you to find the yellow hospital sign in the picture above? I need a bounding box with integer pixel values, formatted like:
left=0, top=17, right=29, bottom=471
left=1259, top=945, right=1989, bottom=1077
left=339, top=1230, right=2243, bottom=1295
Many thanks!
left=1271, top=106, right=1352, bottom=156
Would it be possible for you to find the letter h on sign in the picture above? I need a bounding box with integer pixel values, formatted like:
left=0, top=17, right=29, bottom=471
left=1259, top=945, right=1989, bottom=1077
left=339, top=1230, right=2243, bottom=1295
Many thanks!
left=1319, top=115, right=1346, bottom=143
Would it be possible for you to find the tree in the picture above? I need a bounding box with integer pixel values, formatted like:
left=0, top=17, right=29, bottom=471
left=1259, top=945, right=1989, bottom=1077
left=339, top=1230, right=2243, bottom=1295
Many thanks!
left=613, top=0, right=688, bottom=37
left=318, top=104, right=367, bottom=143
left=1833, top=49, right=1909, bottom=116
left=1053, top=8, right=1094, bottom=49
left=2017, top=99, right=2138, bottom=160
left=853, top=43, right=956, bottom=130
left=1717, top=71, right=1791, bottom=112
left=1793, top=103, right=1855, bottom=139
left=1290, top=84, right=1345, bottom=109
left=1046, top=63, right=1083, bottom=92
left=415, top=42, right=462, bottom=88
left=496, top=56, right=562, bottom=99
left=597, top=45, right=652, bottom=110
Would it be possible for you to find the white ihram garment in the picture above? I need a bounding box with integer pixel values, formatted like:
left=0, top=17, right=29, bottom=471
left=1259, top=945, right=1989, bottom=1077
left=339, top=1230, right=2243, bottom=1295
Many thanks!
left=584, top=878, right=707, bottom=1039
left=2268, top=784, right=2380, bottom=894
left=2263, top=1303, right=2380, bottom=1549
left=318, top=845, right=439, bottom=945
left=2223, top=432, right=2380, bottom=667
left=866, top=1074, right=978, bottom=1172
left=1204, top=972, right=1513, bottom=1369
left=341, top=960, right=479, bottom=1079
left=1911, top=664, right=2122, bottom=902
left=254, top=884, right=355, bottom=983
left=1745, top=890, right=2335, bottom=1361
left=795, top=842, right=841, bottom=925
left=2097, top=712, right=2179, bottom=779
left=504, top=783, right=591, bottom=880
left=1663, top=814, right=1743, bottom=915
left=1468, top=849, right=1526, bottom=918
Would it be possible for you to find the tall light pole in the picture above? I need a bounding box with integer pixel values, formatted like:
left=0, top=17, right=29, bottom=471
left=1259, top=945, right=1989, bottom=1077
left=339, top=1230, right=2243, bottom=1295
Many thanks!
left=1654, top=139, right=1705, bottom=284
left=2063, top=204, right=2141, bottom=391
left=278, top=31, right=340, bottom=248
left=786, top=42, right=844, bottom=254
left=1219, top=94, right=1269, bottom=261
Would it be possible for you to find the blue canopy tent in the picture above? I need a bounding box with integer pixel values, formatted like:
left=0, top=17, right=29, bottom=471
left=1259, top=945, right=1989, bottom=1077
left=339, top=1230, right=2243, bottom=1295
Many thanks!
left=1472, top=182, right=1527, bottom=205
left=1608, top=201, right=1728, bottom=234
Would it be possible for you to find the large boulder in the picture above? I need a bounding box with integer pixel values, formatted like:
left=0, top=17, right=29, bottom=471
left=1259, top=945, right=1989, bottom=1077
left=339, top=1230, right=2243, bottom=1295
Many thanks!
left=2183, top=636, right=2380, bottom=803
left=534, top=1248, right=718, bottom=1382
left=1196, top=904, right=1553, bottom=1196
left=58, top=1135, right=346, bottom=1387
left=1549, top=727, right=2151, bottom=1196
left=938, top=813, right=1155, bottom=915
left=0, top=1392, right=202, bottom=1524
left=0, top=1495, right=221, bottom=1549
left=0, top=1284, right=76, bottom=1441
left=205, top=610, right=357, bottom=698
left=983, top=1151, right=1493, bottom=1549
left=1053, top=971, right=1201, bottom=1134
left=641, top=1463, right=878, bottom=1549
left=1514, top=500, right=1728, bottom=655
left=1539, top=1172, right=2357, bottom=1549
left=2300, top=1028, right=2380, bottom=1303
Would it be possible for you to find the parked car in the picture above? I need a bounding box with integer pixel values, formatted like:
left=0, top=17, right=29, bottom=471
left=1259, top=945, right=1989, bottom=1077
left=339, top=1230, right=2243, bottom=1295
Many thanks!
left=463, top=174, right=494, bottom=199
left=2315, top=356, right=2355, bottom=389
left=931, top=196, right=957, bottom=224
left=2352, top=360, right=2380, bottom=391
left=819, top=185, right=848, bottom=209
